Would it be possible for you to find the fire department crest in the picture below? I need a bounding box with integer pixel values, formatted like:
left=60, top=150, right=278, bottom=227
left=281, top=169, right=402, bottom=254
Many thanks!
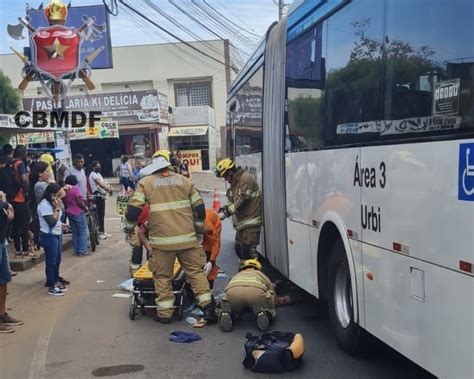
left=7, top=0, right=107, bottom=105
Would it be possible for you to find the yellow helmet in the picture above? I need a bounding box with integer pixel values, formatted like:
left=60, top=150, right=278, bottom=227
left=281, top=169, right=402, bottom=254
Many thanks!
left=239, top=258, right=262, bottom=271
left=216, top=158, right=235, bottom=178
left=153, top=150, right=170, bottom=162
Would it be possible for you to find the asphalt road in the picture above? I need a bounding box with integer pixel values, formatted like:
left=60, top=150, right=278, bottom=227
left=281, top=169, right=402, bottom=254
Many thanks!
left=0, top=194, right=434, bottom=379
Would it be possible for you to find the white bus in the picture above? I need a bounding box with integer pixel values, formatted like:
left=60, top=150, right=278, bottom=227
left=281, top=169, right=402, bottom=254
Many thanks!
left=226, top=1, right=473, bottom=377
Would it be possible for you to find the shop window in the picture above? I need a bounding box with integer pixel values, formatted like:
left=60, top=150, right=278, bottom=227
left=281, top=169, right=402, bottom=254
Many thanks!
left=175, top=81, right=212, bottom=107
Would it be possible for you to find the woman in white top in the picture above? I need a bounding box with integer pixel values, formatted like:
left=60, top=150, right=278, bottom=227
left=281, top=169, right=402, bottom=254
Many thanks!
left=37, top=183, right=66, bottom=296
left=120, top=156, right=134, bottom=192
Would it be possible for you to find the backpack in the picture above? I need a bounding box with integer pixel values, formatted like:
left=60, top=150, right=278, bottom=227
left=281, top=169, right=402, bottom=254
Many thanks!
left=0, top=161, right=21, bottom=202
left=243, top=331, right=304, bottom=373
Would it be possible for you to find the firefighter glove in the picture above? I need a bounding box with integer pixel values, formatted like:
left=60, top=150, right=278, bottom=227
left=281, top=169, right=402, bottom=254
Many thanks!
left=203, top=261, right=213, bottom=275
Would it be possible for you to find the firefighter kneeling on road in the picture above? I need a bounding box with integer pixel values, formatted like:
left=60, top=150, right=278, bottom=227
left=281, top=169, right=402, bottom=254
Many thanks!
left=219, top=258, right=276, bottom=332
left=216, top=159, right=262, bottom=260
left=124, top=151, right=217, bottom=324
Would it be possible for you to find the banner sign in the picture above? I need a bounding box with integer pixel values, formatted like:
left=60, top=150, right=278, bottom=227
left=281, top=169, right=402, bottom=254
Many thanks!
left=181, top=149, right=202, bottom=172
left=69, top=120, right=120, bottom=140
left=23, top=90, right=169, bottom=125
left=27, top=4, right=113, bottom=69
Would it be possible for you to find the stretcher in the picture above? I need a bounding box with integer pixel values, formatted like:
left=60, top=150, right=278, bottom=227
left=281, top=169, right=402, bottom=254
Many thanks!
left=129, top=260, right=192, bottom=321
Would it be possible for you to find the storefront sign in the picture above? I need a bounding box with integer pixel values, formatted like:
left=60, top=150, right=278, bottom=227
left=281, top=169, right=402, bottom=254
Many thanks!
left=168, top=126, right=208, bottom=137
left=69, top=120, right=119, bottom=140
left=17, top=131, right=55, bottom=145
left=23, top=90, right=169, bottom=125
left=181, top=150, right=202, bottom=172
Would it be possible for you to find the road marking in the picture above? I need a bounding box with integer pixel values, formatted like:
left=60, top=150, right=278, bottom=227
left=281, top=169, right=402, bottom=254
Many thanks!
left=28, top=324, right=54, bottom=379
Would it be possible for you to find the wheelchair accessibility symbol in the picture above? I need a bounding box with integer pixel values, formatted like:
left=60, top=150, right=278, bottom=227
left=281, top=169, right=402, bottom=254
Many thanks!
left=459, top=143, right=474, bottom=201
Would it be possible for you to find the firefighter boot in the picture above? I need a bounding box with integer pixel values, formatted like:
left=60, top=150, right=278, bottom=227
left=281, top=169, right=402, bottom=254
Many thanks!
left=203, top=296, right=218, bottom=324
left=234, top=243, right=243, bottom=259
left=218, top=301, right=233, bottom=332
left=253, top=305, right=270, bottom=331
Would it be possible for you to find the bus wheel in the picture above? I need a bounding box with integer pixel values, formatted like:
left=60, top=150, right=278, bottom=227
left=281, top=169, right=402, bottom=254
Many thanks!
left=328, top=238, right=366, bottom=354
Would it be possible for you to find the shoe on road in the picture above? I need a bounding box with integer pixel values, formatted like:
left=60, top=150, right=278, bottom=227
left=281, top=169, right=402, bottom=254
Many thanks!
left=99, top=233, right=107, bottom=240
left=104, top=232, right=112, bottom=238
left=155, top=316, right=171, bottom=324
left=58, top=277, right=70, bottom=285
left=0, top=313, right=24, bottom=326
left=56, top=283, right=68, bottom=292
left=10, top=270, right=17, bottom=277
left=0, top=324, right=14, bottom=333
left=48, top=286, right=65, bottom=296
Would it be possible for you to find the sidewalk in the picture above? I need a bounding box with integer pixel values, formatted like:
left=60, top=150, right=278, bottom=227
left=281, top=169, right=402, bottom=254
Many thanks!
left=8, top=235, right=72, bottom=272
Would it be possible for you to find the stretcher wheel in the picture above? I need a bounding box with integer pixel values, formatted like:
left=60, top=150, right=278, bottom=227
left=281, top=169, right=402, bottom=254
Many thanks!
left=129, top=306, right=138, bottom=320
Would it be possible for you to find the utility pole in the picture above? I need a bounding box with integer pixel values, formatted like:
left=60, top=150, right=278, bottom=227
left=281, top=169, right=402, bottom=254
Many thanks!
left=274, top=0, right=289, bottom=20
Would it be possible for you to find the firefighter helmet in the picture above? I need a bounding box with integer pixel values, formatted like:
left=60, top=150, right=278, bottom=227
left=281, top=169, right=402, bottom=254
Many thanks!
left=240, top=258, right=262, bottom=271
left=153, top=149, right=171, bottom=162
left=216, top=158, right=235, bottom=178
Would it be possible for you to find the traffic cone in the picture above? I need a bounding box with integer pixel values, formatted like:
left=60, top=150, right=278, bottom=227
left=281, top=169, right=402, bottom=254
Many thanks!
left=212, top=189, right=220, bottom=211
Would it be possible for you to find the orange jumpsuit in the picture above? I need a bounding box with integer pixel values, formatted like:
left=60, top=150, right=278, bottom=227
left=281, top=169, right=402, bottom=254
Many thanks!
left=203, top=209, right=222, bottom=282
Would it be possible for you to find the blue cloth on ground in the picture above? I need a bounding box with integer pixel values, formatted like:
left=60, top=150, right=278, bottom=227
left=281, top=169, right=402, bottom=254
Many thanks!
left=169, top=331, right=202, bottom=343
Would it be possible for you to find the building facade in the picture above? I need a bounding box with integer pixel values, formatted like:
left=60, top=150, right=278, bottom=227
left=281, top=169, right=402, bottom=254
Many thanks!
left=0, top=39, right=235, bottom=176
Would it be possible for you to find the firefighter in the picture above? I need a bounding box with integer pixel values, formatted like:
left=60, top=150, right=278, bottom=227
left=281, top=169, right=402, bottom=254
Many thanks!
left=124, top=154, right=217, bottom=324
left=218, top=258, right=276, bottom=332
left=202, top=209, right=222, bottom=289
left=216, top=159, right=262, bottom=260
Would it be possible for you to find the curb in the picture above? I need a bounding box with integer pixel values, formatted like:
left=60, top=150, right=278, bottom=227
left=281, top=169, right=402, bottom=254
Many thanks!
left=9, top=237, right=73, bottom=272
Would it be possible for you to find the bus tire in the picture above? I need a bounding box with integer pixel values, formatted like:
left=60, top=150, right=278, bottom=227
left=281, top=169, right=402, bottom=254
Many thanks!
left=328, top=238, right=367, bottom=354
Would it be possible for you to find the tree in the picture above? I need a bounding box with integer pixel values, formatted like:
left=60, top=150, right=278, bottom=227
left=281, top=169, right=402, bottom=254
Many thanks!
left=0, top=71, right=20, bottom=114
left=0, top=70, right=21, bottom=145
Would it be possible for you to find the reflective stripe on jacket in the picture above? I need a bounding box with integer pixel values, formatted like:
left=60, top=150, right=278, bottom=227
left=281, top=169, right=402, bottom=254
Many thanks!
left=126, top=169, right=204, bottom=251
left=225, top=268, right=274, bottom=293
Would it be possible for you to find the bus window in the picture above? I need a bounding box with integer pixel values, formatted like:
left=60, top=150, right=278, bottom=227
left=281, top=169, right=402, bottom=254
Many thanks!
left=324, top=0, right=385, bottom=146
left=382, top=0, right=474, bottom=139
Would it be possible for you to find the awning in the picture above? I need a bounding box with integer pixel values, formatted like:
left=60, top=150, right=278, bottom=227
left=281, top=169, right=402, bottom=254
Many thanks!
left=168, top=125, right=208, bottom=137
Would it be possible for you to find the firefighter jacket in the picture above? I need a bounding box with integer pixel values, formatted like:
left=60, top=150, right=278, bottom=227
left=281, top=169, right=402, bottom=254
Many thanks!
left=225, top=168, right=262, bottom=231
left=225, top=268, right=274, bottom=294
left=203, top=209, right=222, bottom=281
left=125, top=169, right=204, bottom=251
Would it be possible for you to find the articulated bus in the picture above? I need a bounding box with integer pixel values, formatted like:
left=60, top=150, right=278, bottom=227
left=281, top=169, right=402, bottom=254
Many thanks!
left=226, top=0, right=473, bottom=377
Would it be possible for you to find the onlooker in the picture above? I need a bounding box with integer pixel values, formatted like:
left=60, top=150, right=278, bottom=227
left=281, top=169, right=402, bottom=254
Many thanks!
left=203, top=209, right=222, bottom=289
left=132, top=158, right=144, bottom=186
left=0, top=191, right=23, bottom=333
left=11, top=145, right=31, bottom=258
left=89, top=161, right=112, bottom=240
left=37, top=183, right=67, bottom=296
left=65, top=154, right=87, bottom=197
left=175, top=151, right=191, bottom=178
left=39, top=152, right=55, bottom=182
left=120, top=156, right=134, bottom=192
left=29, top=161, right=51, bottom=251
left=34, top=162, right=54, bottom=202
left=64, top=175, right=88, bottom=256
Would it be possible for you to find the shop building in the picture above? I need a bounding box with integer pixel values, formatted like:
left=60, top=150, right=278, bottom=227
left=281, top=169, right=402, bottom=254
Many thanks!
left=0, top=39, right=236, bottom=176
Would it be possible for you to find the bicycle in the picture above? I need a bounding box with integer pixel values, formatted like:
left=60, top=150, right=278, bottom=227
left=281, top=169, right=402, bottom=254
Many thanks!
left=86, top=194, right=103, bottom=252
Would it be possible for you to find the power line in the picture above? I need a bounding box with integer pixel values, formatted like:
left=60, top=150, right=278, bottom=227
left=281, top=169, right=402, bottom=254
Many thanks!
left=188, top=0, right=255, bottom=47
left=202, top=0, right=261, bottom=39
left=144, top=0, right=247, bottom=64
left=121, top=5, right=228, bottom=74
left=118, top=0, right=231, bottom=69
left=215, top=0, right=260, bottom=36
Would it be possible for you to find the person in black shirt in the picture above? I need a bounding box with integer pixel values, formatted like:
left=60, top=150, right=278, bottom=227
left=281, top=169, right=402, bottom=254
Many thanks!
left=0, top=191, right=24, bottom=333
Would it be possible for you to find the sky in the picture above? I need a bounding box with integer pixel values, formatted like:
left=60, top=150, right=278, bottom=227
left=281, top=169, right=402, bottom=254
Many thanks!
left=0, top=0, right=279, bottom=59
